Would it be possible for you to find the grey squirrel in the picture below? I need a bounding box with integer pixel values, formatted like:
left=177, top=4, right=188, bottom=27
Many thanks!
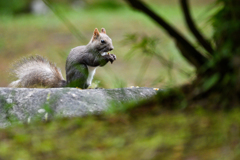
left=9, top=28, right=116, bottom=89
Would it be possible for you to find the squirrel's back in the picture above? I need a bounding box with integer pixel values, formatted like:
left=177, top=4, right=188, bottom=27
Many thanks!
left=9, top=55, right=66, bottom=88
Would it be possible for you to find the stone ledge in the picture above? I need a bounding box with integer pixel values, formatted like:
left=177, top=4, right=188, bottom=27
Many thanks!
left=0, top=87, right=159, bottom=127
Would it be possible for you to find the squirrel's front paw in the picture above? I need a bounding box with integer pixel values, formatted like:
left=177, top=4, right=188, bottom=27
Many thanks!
left=109, top=53, right=117, bottom=64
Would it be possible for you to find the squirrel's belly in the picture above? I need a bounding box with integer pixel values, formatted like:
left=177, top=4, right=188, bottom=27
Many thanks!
left=87, top=66, right=98, bottom=86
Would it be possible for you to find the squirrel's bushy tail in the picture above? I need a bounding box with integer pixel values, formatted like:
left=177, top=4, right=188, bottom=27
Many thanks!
left=9, top=55, right=66, bottom=88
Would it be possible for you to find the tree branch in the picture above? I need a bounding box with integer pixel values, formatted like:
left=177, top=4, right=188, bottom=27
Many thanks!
left=125, top=0, right=208, bottom=69
left=180, top=0, right=214, bottom=55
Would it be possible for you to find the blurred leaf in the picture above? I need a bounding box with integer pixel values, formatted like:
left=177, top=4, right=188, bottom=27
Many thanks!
left=203, top=73, right=220, bottom=91
left=135, top=55, right=153, bottom=86
left=113, top=77, right=127, bottom=88
left=122, top=33, right=192, bottom=86
left=151, top=75, right=164, bottom=86
left=43, top=0, right=87, bottom=43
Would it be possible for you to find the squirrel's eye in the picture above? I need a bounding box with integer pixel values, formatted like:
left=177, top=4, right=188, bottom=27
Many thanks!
left=101, top=40, right=105, bottom=44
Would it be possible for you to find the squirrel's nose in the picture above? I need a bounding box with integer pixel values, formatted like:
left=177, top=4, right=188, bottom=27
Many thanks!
left=109, top=47, right=114, bottom=51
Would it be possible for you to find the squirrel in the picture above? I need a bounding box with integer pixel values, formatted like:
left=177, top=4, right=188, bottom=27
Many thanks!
left=9, top=28, right=116, bottom=89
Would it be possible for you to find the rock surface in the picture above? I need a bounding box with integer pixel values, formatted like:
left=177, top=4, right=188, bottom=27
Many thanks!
left=0, top=87, right=158, bottom=127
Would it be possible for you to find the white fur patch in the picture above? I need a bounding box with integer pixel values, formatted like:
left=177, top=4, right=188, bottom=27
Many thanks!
left=101, top=52, right=107, bottom=56
left=87, top=66, right=98, bottom=86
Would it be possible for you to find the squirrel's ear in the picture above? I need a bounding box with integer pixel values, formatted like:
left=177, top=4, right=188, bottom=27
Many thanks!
left=101, top=28, right=106, bottom=34
left=93, top=28, right=100, bottom=40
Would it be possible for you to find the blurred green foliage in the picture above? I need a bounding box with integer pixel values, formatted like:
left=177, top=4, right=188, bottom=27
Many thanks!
left=85, top=0, right=124, bottom=10
left=0, top=0, right=125, bottom=15
left=0, top=0, right=31, bottom=15
left=123, top=33, right=193, bottom=86
left=195, top=0, right=240, bottom=99
left=0, top=108, right=240, bottom=159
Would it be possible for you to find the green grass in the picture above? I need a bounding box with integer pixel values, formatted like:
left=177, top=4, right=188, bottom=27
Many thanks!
left=0, top=0, right=214, bottom=88
left=0, top=109, right=239, bottom=160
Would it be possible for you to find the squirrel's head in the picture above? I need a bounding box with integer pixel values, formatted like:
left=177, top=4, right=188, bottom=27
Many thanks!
left=90, top=28, right=114, bottom=53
